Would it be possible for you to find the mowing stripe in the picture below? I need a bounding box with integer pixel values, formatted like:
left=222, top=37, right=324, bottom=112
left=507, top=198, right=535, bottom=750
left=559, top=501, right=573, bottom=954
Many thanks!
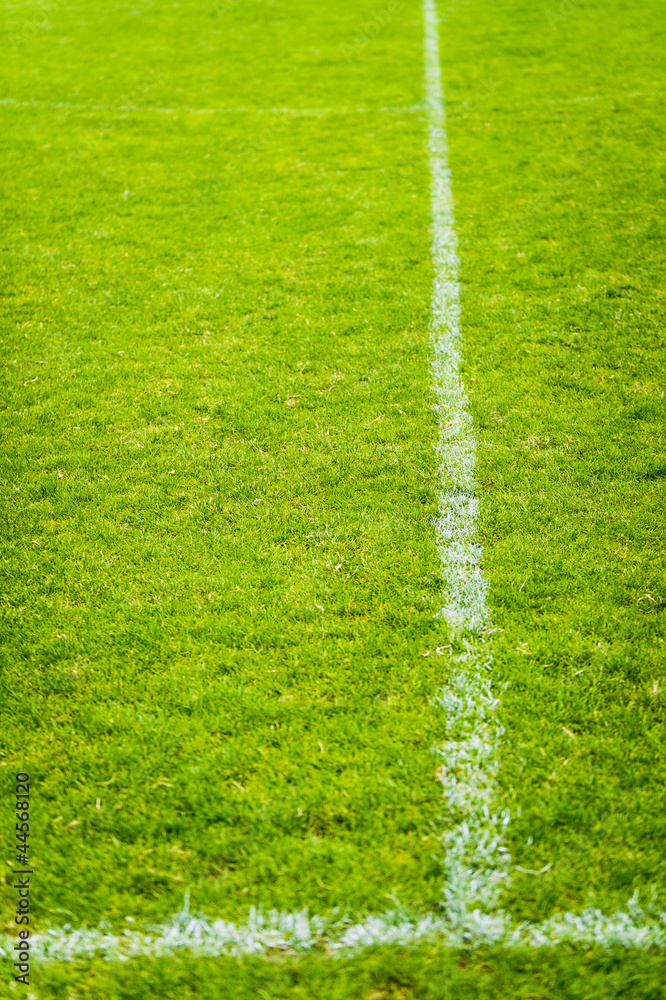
left=2, top=0, right=664, bottom=967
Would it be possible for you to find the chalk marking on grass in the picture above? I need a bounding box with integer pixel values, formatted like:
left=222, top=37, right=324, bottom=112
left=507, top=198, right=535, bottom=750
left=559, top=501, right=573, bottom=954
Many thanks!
left=0, top=98, right=423, bottom=115
left=421, top=0, right=509, bottom=931
left=423, top=0, right=488, bottom=638
left=538, top=91, right=658, bottom=104
left=2, top=894, right=665, bottom=962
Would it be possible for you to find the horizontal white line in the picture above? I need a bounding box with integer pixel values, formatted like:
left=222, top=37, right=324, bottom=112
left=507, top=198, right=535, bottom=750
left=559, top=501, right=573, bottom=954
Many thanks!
left=458, top=91, right=661, bottom=112
left=540, top=91, right=660, bottom=104
left=2, top=93, right=657, bottom=118
left=2, top=897, right=664, bottom=962
left=0, top=98, right=424, bottom=116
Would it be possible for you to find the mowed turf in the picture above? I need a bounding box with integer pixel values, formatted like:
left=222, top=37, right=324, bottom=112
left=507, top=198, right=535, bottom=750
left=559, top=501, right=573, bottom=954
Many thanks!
left=1, top=0, right=666, bottom=996
left=1, top=0, right=449, bottom=929
left=439, top=0, right=666, bottom=923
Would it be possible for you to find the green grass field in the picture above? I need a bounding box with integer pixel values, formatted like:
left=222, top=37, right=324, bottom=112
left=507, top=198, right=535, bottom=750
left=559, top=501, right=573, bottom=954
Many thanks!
left=1, top=0, right=665, bottom=996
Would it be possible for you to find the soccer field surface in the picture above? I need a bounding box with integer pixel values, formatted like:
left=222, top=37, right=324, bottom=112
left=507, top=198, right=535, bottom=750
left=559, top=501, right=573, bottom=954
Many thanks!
left=1, top=0, right=665, bottom=995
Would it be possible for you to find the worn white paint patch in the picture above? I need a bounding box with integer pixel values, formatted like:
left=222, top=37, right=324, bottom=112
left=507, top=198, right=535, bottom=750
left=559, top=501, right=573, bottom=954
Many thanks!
left=2, top=894, right=664, bottom=963
left=433, top=645, right=511, bottom=928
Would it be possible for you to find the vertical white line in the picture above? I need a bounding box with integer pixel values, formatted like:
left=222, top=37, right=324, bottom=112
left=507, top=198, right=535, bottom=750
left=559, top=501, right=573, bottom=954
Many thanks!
left=423, top=0, right=488, bottom=636
left=423, top=0, right=510, bottom=930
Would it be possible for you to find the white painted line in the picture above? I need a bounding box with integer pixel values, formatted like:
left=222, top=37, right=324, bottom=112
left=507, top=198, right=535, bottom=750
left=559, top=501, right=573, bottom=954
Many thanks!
left=0, top=98, right=422, bottom=115
left=539, top=91, right=658, bottom=104
left=2, top=893, right=664, bottom=962
left=423, top=0, right=489, bottom=638
left=422, top=0, right=509, bottom=928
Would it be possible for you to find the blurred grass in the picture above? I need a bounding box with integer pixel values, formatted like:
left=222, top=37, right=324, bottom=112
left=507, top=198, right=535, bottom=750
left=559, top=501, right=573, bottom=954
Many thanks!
left=12, top=946, right=666, bottom=1000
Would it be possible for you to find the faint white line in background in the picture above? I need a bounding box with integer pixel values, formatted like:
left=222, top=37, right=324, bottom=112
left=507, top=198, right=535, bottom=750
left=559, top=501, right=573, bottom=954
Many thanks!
left=3, top=94, right=657, bottom=117
left=0, top=98, right=423, bottom=115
